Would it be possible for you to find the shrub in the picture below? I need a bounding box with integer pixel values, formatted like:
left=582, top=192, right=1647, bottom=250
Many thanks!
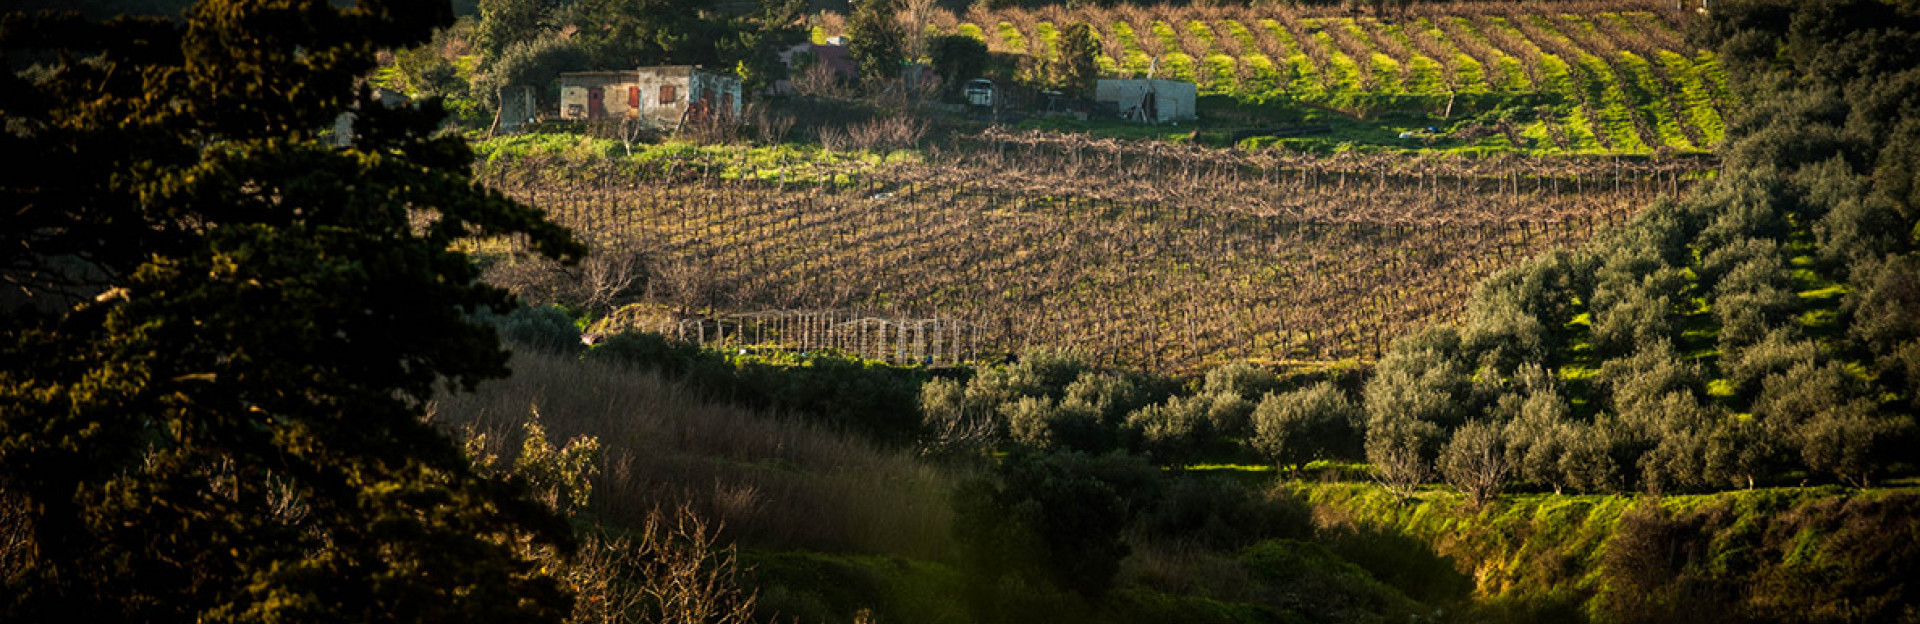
left=1134, top=477, right=1313, bottom=549
left=1061, top=372, right=1152, bottom=427
left=586, top=332, right=928, bottom=442
left=1721, top=328, right=1821, bottom=398
left=1558, top=419, right=1626, bottom=493
left=1587, top=281, right=1674, bottom=358
left=478, top=304, right=583, bottom=353
left=1598, top=339, right=1703, bottom=425
left=921, top=377, right=1001, bottom=460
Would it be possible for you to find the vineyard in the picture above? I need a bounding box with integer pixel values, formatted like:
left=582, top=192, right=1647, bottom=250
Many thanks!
left=480, top=131, right=1711, bottom=371
left=825, top=1, right=1728, bottom=154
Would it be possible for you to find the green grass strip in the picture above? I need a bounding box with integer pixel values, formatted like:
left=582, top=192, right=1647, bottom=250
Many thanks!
left=1659, top=50, right=1725, bottom=146
left=1615, top=51, right=1694, bottom=150
left=1404, top=55, right=1447, bottom=95
left=1448, top=17, right=1530, bottom=92
left=957, top=23, right=986, bottom=43
left=1571, top=52, right=1650, bottom=151
left=1187, top=20, right=1218, bottom=56
left=1370, top=52, right=1403, bottom=93
left=1161, top=52, right=1198, bottom=83
left=1112, top=21, right=1152, bottom=76
left=1238, top=53, right=1283, bottom=98
left=1695, top=51, right=1733, bottom=122
left=1451, top=53, right=1490, bottom=94
left=1152, top=20, right=1181, bottom=54
left=1306, top=25, right=1364, bottom=93
left=1258, top=19, right=1302, bottom=57
left=1035, top=22, right=1060, bottom=62
left=1203, top=53, right=1239, bottom=95
left=1224, top=20, right=1259, bottom=54
left=997, top=21, right=1026, bottom=54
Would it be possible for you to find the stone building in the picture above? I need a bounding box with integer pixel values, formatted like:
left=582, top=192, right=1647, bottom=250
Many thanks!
left=558, top=66, right=742, bottom=128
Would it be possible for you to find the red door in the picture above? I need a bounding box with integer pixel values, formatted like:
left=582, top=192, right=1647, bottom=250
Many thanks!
left=628, top=85, right=640, bottom=111
left=587, top=87, right=604, bottom=119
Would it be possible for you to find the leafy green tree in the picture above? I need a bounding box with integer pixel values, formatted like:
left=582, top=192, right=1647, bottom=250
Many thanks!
left=1004, top=396, right=1105, bottom=453
left=477, top=0, right=561, bottom=65
left=1703, top=415, right=1773, bottom=490
left=1363, top=327, right=1476, bottom=431
left=929, top=33, right=989, bottom=87
left=1558, top=419, right=1626, bottom=493
left=1060, top=371, right=1150, bottom=427
left=1799, top=400, right=1910, bottom=488
left=1250, top=383, right=1362, bottom=473
left=952, top=450, right=1153, bottom=618
left=475, top=32, right=589, bottom=130
left=1125, top=395, right=1210, bottom=468
left=1598, top=339, right=1704, bottom=427
left=1848, top=255, right=1920, bottom=407
left=0, top=1, right=583, bottom=621
left=1587, top=279, right=1675, bottom=358
left=1056, top=22, right=1099, bottom=97
left=1501, top=390, right=1577, bottom=494
left=845, top=0, right=905, bottom=88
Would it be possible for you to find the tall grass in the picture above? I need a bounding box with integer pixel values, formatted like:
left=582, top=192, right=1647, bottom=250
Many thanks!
left=433, top=346, right=958, bottom=560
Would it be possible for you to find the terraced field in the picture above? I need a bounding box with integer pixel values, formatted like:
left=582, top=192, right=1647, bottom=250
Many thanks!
left=907, top=2, right=1726, bottom=154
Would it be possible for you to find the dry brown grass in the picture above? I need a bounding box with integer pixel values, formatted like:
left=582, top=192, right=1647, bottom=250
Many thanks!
left=431, top=346, right=958, bottom=560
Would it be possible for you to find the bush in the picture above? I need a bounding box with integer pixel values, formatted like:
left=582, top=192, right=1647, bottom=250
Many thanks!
left=1501, top=390, right=1578, bottom=494
left=586, top=332, right=928, bottom=442
left=478, top=304, right=583, bottom=353
left=1558, top=419, right=1627, bottom=493
left=1134, top=477, right=1313, bottom=550
left=1597, top=339, right=1703, bottom=426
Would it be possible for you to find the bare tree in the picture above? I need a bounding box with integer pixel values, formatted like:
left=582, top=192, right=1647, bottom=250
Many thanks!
left=899, top=0, right=938, bottom=61
left=572, top=242, right=650, bottom=313
left=562, top=505, right=758, bottom=624
left=1440, top=420, right=1509, bottom=506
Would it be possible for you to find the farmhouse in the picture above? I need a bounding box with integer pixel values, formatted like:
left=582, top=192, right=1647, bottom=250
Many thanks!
left=558, top=66, right=742, bottom=128
left=1095, top=79, right=1197, bottom=123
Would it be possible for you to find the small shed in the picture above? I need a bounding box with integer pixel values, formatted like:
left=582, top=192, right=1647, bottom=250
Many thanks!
left=558, top=66, right=742, bottom=128
left=1095, top=79, right=1197, bottom=123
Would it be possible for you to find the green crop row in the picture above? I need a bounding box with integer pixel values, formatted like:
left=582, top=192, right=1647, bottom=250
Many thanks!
left=934, top=9, right=1720, bottom=154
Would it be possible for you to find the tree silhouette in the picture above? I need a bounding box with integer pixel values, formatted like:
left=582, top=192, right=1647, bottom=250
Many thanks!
left=0, top=1, right=583, bottom=621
